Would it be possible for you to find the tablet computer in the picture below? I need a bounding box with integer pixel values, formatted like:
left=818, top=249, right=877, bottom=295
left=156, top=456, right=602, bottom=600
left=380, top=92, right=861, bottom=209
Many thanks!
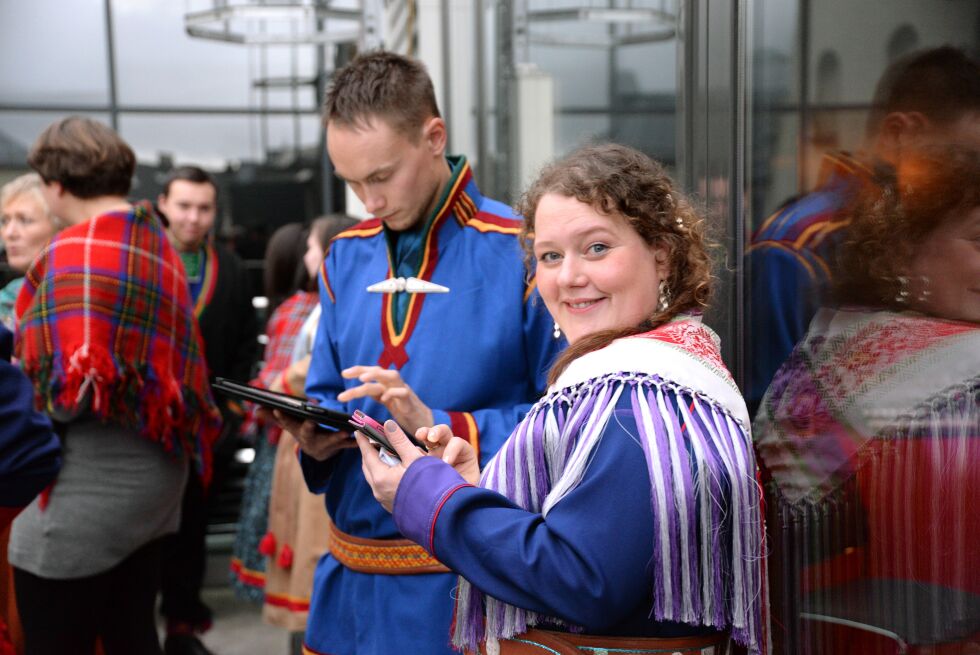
left=212, top=377, right=351, bottom=430
left=212, top=378, right=428, bottom=461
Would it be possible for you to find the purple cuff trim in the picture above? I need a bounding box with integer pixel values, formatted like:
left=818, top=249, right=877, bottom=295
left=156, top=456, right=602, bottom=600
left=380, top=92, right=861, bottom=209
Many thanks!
left=393, top=456, right=471, bottom=555
left=428, top=483, right=471, bottom=557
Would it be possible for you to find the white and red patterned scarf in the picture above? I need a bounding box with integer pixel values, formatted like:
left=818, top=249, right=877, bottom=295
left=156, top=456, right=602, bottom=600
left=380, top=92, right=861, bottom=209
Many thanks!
left=754, top=307, right=980, bottom=506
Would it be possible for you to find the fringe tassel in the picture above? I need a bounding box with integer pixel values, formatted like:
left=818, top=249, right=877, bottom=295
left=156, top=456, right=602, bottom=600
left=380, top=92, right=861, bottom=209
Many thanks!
left=452, top=373, right=767, bottom=655
left=22, top=343, right=220, bottom=486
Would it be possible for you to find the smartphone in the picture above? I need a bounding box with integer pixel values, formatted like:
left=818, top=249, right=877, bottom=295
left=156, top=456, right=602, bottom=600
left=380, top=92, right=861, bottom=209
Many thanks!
left=349, top=410, right=429, bottom=461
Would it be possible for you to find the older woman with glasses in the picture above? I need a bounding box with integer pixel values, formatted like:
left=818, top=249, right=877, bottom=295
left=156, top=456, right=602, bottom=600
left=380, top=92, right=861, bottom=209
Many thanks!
left=0, top=173, right=61, bottom=329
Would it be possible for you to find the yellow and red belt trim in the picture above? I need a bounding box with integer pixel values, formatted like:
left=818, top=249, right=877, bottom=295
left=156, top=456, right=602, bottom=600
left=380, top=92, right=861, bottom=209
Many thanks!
left=328, top=521, right=449, bottom=575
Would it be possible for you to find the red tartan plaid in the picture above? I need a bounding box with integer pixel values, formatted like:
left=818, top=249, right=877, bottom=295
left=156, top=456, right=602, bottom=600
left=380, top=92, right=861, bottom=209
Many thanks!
left=242, top=291, right=318, bottom=439
left=14, top=202, right=221, bottom=485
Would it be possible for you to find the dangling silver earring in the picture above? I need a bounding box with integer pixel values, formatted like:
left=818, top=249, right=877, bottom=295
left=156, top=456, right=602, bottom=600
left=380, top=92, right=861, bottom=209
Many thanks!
left=658, top=280, right=671, bottom=313
left=916, top=275, right=932, bottom=303
left=553, top=322, right=561, bottom=339
left=894, top=276, right=910, bottom=304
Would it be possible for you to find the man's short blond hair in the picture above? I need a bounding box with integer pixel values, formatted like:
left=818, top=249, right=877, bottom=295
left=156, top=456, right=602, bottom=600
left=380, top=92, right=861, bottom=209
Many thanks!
left=323, top=50, right=440, bottom=140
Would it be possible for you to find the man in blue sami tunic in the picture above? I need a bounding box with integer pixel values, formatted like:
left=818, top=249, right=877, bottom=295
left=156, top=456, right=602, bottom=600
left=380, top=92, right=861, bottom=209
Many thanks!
left=272, top=51, right=560, bottom=655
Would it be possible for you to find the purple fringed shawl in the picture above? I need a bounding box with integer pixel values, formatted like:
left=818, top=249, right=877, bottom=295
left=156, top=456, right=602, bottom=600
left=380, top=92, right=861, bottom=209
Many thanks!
left=452, top=317, right=769, bottom=655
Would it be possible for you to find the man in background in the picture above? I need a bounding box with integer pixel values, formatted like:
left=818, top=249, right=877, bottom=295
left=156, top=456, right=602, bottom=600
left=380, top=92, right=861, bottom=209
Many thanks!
left=157, top=166, right=260, bottom=655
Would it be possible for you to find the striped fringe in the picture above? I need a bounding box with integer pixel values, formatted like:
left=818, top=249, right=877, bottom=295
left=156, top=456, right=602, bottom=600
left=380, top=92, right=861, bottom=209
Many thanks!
left=766, top=380, right=978, bottom=652
left=452, top=373, right=767, bottom=655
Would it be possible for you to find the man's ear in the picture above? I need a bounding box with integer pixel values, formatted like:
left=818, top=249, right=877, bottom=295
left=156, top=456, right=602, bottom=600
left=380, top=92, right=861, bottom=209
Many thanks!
left=421, top=117, right=448, bottom=156
left=157, top=193, right=168, bottom=211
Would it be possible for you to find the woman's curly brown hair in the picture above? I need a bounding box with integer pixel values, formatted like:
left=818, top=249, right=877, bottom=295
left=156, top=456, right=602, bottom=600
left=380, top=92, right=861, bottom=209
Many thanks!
left=516, top=143, right=716, bottom=384
left=835, top=144, right=980, bottom=310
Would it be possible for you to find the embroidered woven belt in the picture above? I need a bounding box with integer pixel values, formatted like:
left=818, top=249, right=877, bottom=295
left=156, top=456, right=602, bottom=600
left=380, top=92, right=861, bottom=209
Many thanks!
left=327, top=522, right=450, bottom=575
left=473, top=628, right=730, bottom=655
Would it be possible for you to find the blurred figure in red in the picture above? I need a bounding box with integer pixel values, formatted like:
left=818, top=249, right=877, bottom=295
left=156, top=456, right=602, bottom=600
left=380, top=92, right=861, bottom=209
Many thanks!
left=156, top=165, right=260, bottom=655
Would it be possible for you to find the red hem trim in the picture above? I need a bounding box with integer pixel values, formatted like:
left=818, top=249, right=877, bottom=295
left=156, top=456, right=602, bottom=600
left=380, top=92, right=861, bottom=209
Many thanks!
left=264, top=591, right=311, bottom=612
left=229, top=557, right=266, bottom=588
left=0, top=506, right=23, bottom=531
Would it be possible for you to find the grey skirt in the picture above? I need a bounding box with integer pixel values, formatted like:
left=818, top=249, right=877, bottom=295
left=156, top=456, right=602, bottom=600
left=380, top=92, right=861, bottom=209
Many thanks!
left=9, top=418, right=188, bottom=579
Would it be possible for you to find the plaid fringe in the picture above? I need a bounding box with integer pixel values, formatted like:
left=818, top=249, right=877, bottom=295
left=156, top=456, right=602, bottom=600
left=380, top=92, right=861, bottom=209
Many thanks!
left=15, top=202, right=220, bottom=484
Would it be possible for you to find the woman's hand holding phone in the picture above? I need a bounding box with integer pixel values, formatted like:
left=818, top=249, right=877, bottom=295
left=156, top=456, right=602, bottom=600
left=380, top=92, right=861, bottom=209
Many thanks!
left=355, top=420, right=426, bottom=512
left=417, top=425, right=481, bottom=485
left=357, top=421, right=482, bottom=513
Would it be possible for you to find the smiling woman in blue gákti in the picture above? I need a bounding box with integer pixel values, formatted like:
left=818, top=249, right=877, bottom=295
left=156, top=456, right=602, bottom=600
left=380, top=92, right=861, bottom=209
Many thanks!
left=356, top=143, right=769, bottom=655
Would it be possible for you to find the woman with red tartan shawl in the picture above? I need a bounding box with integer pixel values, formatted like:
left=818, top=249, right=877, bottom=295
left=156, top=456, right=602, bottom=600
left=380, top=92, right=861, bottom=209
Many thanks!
left=10, top=117, right=221, bottom=655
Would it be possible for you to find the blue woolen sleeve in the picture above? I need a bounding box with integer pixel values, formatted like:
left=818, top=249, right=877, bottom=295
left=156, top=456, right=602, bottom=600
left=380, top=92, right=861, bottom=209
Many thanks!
left=0, top=327, right=61, bottom=510
left=299, top=258, right=349, bottom=493
left=393, top=406, right=655, bottom=632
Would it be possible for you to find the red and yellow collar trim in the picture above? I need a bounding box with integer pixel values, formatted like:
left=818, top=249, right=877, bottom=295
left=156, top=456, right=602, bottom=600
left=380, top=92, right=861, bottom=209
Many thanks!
left=377, top=162, right=472, bottom=369
left=192, top=243, right=219, bottom=319
left=319, top=219, right=384, bottom=303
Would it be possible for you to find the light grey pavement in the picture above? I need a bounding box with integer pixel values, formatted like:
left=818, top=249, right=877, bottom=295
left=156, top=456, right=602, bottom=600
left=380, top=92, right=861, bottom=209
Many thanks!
left=195, top=586, right=288, bottom=655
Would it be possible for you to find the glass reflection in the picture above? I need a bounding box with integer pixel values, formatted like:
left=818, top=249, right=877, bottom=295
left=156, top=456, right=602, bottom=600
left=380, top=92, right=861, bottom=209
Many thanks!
left=750, top=41, right=980, bottom=653
left=755, top=143, right=980, bottom=654
left=747, top=46, right=980, bottom=412
left=0, top=0, right=109, bottom=105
